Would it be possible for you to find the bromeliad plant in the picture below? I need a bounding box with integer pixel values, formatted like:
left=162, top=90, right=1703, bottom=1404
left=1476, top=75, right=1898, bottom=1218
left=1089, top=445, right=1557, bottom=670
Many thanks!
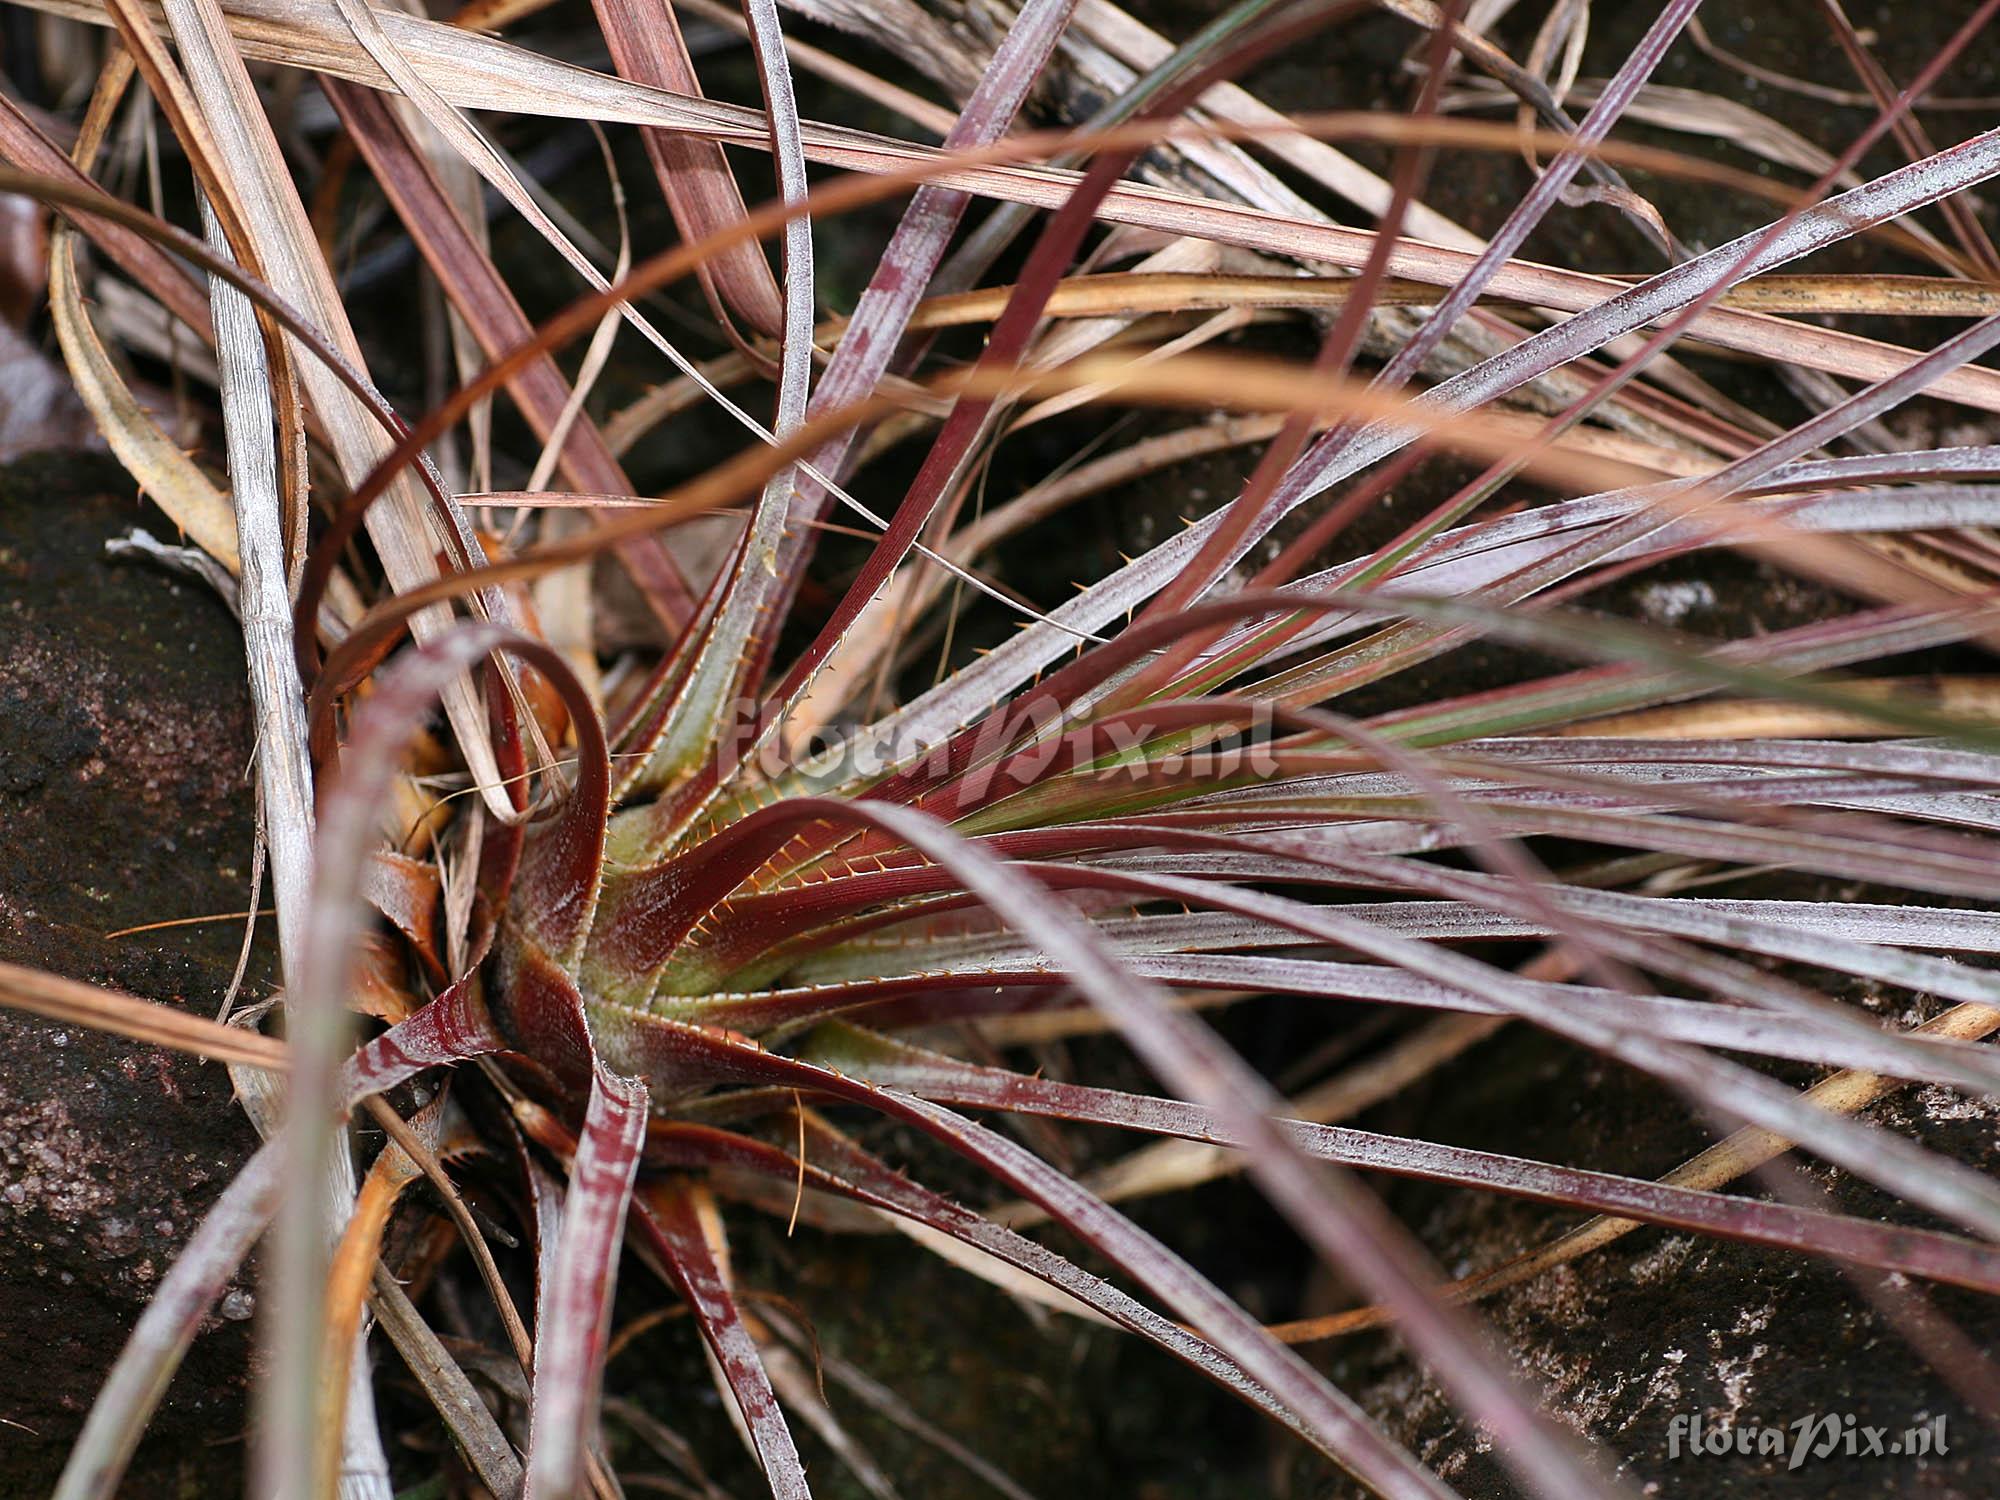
left=10, top=0, right=2000, bottom=1495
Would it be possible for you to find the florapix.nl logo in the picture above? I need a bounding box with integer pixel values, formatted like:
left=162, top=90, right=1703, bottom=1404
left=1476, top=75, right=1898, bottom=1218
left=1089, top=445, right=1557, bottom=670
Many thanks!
left=1665, top=1411, right=1950, bottom=1472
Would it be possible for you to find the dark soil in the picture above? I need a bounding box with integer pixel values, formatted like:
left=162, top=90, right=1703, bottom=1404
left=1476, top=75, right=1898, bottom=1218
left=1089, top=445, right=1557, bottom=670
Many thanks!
left=0, top=452, right=264, bottom=1494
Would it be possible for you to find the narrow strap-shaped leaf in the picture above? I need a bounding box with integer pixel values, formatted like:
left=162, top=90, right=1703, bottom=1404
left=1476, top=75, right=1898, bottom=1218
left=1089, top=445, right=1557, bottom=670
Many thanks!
left=653, top=1113, right=1431, bottom=1491
left=757, top=0, right=1080, bottom=660
left=665, top=952, right=2000, bottom=1089
left=526, top=1061, right=650, bottom=1500
left=821, top=124, right=2000, bottom=772
left=722, top=814, right=1589, bottom=1500
left=606, top=1051, right=1453, bottom=1500
left=276, top=623, right=606, bottom=1498
left=1128, top=0, right=1697, bottom=638
left=633, top=1181, right=813, bottom=1500
left=973, top=855, right=2000, bottom=1242
left=586, top=0, right=784, bottom=336
left=637, top=0, right=817, bottom=781
left=755, top=2, right=1349, bottom=754
left=800, top=1023, right=2000, bottom=1294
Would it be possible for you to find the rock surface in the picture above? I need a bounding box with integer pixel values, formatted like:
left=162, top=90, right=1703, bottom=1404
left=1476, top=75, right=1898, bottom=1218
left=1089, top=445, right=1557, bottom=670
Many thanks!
left=0, top=453, right=262, bottom=1492
left=1316, top=1017, right=2000, bottom=1499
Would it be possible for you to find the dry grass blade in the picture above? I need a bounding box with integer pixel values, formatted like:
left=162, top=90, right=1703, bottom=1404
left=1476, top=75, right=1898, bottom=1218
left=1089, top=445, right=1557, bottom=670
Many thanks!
left=327, top=78, right=696, bottom=627
left=680, top=0, right=957, bottom=136
left=0, top=959, right=288, bottom=1071
left=48, top=222, right=241, bottom=568
left=368, top=1267, right=527, bottom=1499
left=324, top=0, right=909, bottom=645
left=114, top=10, right=412, bottom=1481
left=0, top=89, right=212, bottom=338
left=1068, top=0, right=1478, bottom=247
left=197, top=182, right=319, bottom=1022
left=316, top=1112, right=426, bottom=1498
left=50, top=52, right=241, bottom=566
left=1559, top=677, right=2000, bottom=739
left=362, top=1093, right=534, bottom=1373
left=142, top=0, right=522, bottom=825
left=896, top=269, right=2000, bottom=325
left=27, top=0, right=2000, bottom=413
